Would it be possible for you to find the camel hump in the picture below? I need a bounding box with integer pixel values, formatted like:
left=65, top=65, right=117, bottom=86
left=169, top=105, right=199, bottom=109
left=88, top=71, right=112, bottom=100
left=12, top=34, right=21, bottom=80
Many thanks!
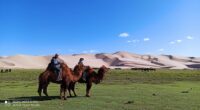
left=101, top=65, right=107, bottom=69
left=101, top=65, right=106, bottom=68
left=60, top=63, right=69, bottom=68
left=74, top=64, right=84, bottom=72
left=99, top=65, right=109, bottom=73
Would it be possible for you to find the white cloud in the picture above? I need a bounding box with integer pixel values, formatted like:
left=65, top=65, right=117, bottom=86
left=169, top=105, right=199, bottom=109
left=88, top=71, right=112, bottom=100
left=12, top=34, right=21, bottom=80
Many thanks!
left=186, top=36, right=194, bottom=40
left=119, top=32, right=129, bottom=38
left=170, top=39, right=183, bottom=44
left=158, top=48, right=164, bottom=52
left=82, top=50, right=98, bottom=54
left=176, top=40, right=182, bottom=43
left=144, top=38, right=150, bottom=41
left=127, top=39, right=139, bottom=43
left=169, top=36, right=193, bottom=45
left=127, top=40, right=132, bottom=43
left=170, top=41, right=175, bottom=44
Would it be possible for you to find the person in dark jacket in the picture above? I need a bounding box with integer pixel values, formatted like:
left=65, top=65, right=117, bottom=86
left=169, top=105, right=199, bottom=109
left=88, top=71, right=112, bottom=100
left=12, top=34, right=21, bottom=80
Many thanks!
left=51, top=54, right=62, bottom=81
left=78, top=58, right=87, bottom=81
left=78, top=58, right=84, bottom=66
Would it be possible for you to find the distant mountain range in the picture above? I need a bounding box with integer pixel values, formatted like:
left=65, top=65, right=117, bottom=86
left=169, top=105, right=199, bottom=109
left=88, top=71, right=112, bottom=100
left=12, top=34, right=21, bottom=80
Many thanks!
left=0, top=51, right=200, bottom=69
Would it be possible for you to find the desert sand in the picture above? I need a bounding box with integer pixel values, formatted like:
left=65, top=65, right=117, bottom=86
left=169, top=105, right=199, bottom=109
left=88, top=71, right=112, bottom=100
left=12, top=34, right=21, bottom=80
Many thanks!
left=0, top=51, right=200, bottom=69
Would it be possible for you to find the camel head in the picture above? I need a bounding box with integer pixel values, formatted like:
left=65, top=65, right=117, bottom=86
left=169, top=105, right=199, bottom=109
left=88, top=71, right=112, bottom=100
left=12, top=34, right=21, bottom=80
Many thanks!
left=94, top=65, right=108, bottom=84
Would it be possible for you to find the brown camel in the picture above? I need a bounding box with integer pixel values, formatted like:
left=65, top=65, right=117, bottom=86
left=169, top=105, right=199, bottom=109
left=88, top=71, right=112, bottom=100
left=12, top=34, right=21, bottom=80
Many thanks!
left=37, top=63, right=84, bottom=100
left=68, top=65, right=108, bottom=97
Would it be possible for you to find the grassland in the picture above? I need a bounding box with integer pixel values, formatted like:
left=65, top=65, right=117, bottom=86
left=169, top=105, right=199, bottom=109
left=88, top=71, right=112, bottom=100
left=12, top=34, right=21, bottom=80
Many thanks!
left=0, top=69, right=200, bottom=110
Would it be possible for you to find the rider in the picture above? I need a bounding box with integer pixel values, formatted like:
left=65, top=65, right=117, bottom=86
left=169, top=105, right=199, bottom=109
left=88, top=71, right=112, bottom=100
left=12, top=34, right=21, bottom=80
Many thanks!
left=51, top=54, right=62, bottom=81
left=78, top=58, right=84, bottom=67
left=78, top=58, right=87, bottom=81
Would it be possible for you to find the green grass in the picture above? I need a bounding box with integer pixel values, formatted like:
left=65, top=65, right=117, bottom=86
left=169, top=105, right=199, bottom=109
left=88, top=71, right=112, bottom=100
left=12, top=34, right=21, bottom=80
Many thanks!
left=0, top=69, right=200, bottom=110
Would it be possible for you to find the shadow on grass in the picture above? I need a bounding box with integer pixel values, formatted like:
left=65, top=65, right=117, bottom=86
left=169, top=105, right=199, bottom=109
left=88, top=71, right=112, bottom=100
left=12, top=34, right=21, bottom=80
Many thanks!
left=8, top=96, right=60, bottom=101
left=0, top=95, right=87, bottom=102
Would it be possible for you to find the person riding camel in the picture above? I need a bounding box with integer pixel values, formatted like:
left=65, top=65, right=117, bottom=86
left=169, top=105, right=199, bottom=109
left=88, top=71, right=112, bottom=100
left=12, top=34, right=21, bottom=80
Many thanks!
left=78, top=58, right=84, bottom=67
left=51, top=54, right=63, bottom=81
left=78, top=58, right=87, bottom=81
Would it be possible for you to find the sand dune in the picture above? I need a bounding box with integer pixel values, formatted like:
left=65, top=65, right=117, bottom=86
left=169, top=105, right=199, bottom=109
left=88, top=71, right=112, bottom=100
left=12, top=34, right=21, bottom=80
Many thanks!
left=0, top=51, right=200, bottom=69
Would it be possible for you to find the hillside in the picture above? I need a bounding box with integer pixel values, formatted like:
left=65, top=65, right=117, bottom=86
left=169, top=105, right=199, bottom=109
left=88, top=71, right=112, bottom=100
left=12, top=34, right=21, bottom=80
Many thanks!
left=0, top=51, right=200, bottom=69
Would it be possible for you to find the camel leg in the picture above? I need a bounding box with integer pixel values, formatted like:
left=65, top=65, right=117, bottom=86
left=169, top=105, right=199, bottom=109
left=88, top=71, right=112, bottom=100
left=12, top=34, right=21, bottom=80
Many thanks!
left=64, top=88, right=67, bottom=100
left=64, top=82, right=70, bottom=100
left=43, top=83, right=49, bottom=97
left=68, top=82, right=76, bottom=97
left=68, top=89, right=72, bottom=97
left=37, top=82, right=43, bottom=97
left=38, top=74, right=44, bottom=97
left=63, top=85, right=68, bottom=100
left=72, top=83, right=77, bottom=97
left=86, top=82, right=92, bottom=97
left=60, top=85, right=63, bottom=99
left=60, top=84, right=67, bottom=100
left=68, top=82, right=73, bottom=97
left=68, top=84, right=72, bottom=97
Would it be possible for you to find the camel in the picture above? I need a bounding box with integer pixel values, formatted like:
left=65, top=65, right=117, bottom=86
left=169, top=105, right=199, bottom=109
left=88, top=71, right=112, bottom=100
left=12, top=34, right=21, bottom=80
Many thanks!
left=37, top=63, right=84, bottom=100
left=68, top=65, right=108, bottom=97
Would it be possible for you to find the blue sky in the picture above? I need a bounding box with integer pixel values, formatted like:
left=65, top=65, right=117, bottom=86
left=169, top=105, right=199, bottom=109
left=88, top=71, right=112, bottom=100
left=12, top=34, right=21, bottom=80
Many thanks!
left=0, top=0, right=200, bottom=56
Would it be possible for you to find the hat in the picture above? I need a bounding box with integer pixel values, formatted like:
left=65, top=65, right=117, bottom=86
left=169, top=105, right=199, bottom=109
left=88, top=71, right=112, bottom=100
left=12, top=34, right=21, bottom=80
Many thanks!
left=55, top=54, right=59, bottom=57
left=79, top=58, right=84, bottom=61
